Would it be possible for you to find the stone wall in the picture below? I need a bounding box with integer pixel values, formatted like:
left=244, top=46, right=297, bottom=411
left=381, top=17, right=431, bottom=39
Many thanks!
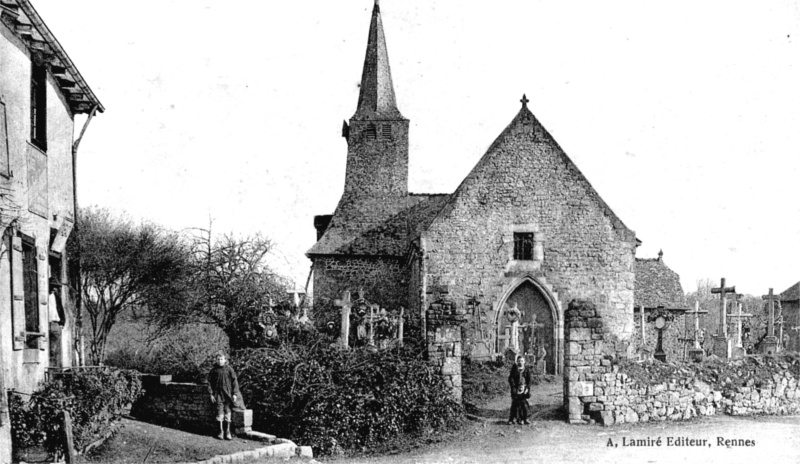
left=564, top=300, right=800, bottom=426
left=426, top=297, right=468, bottom=402
left=312, top=256, right=409, bottom=311
left=132, top=375, right=252, bottom=434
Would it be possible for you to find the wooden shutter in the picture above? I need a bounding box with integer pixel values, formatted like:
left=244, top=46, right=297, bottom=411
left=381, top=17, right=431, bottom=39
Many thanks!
left=11, top=237, right=25, bottom=350
left=37, top=246, right=46, bottom=351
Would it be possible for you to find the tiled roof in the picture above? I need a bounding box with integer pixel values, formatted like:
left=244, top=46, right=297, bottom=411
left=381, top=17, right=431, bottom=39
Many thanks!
left=634, top=256, right=688, bottom=309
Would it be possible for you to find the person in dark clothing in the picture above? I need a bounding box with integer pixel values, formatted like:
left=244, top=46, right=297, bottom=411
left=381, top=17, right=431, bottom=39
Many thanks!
left=508, top=355, right=531, bottom=425
left=208, top=351, right=240, bottom=440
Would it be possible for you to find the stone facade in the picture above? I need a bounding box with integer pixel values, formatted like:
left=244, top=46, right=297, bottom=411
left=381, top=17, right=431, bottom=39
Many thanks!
left=425, top=296, right=468, bottom=402
left=307, top=2, right=641, bottom=379
left=0, top=2, right=103, bottom=461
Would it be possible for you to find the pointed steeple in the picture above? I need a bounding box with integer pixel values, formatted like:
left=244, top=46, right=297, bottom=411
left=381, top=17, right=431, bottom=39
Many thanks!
left=354, top=0, right=403, bottom=120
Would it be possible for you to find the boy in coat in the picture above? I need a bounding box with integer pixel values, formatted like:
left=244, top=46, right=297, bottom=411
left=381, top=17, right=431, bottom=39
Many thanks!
left=208, top=351, right=240, bottom=439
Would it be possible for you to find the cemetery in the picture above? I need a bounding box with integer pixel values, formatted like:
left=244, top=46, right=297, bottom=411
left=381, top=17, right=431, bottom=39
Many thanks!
left=1, top=0, right=799, bottom=463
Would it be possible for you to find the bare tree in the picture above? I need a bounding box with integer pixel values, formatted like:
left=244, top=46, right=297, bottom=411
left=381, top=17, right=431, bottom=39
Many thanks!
left=68, top=207, right=190, bottom=364
left=148, top=228, right=290, bottom=349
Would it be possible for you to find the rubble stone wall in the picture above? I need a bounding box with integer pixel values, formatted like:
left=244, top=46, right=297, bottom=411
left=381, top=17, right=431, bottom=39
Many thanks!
left=426, top=301, right=468, bottom=402
left=132, top=375, right=252, bottom=434
left=564, top=300, right=800, bottom=426
left=312, top=256, right=409, bottom=310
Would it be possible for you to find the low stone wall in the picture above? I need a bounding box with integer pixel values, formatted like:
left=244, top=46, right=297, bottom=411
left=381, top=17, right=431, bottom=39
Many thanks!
left=564, top=299, right=800, bottom=426
left=132, top=375, right=253, bottom=434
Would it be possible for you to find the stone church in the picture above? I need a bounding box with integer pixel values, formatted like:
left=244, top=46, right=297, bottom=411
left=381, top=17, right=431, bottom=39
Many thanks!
left=308, top=1, right=643, bottom=374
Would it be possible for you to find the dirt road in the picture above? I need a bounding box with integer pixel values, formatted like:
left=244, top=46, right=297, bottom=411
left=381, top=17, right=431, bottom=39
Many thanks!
left=330, top=414, right=800, bottom=464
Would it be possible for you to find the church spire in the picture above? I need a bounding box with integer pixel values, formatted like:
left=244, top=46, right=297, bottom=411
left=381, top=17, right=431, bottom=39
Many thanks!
left=354, top=0, right=403, bottom=119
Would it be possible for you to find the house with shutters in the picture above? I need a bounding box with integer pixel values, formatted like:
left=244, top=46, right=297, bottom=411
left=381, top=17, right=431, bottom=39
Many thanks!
left=307, top=1, right=648, bottom=374
left=0, top=0, right=103, bottom=413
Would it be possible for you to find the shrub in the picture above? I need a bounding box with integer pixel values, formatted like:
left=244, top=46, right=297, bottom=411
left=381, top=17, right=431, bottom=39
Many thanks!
left=10, top=367, right=143, bottom=457
left=231, top=343, right=463, bottom=455
left=105, top=322, right=228, bottom=382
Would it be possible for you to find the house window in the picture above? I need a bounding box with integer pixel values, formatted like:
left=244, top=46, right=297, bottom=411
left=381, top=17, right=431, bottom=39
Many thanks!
left=365, top=124, right=376, bottom=141
left=513, top=232, right=534, bottom=260
left=381, top=124, right=392, bottom=139
left=21, top=238, right=40, bottom=348
left=30, top=63, right=47, bottom=151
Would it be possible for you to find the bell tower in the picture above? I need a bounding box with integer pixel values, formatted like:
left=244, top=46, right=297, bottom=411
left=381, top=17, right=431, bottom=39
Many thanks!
left=341, top=0, right=409, bottom=199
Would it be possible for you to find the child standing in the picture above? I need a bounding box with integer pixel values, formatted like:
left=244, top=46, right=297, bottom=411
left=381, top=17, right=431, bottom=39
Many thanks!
left=208, top=351, right=240, bottom=440
left=508, top=355, right=531, bottom=425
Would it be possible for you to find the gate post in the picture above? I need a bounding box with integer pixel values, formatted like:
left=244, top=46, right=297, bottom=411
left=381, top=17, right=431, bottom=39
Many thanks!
left=426, top=291, right=468, bottom=402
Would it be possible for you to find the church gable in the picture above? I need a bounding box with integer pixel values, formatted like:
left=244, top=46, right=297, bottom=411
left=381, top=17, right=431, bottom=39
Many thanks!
left=420, top=100, right=638, bottom=351
left=429, top=102, right=633, bottom=242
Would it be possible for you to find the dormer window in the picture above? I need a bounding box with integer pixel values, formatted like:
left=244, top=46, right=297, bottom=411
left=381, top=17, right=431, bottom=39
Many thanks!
left=365, top=124, right=376, bottom=141
left=513, top=232, right=534, bottom=261
left=30, top=62, right=47, bottom=151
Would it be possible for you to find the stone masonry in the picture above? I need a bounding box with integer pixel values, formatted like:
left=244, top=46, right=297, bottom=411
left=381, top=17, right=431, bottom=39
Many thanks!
left=132, top=375, right=253, bottom=435
left=426, top=295, right=468, bottom=402
left=564, top=300, right=800, bottom=426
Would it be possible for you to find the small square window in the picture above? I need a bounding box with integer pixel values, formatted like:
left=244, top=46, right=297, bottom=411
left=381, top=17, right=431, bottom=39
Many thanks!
left=513, top=233, right=534, bottom=261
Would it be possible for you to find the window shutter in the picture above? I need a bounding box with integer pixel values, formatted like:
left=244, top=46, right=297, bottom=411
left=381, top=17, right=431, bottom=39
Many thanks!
left=11, top=237, right=25, bottom=351
left=37, top=246, right=46, bottom=351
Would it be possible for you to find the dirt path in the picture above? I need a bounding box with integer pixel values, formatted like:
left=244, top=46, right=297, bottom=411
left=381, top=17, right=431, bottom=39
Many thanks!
left=325, top=415, right=800, bottom=464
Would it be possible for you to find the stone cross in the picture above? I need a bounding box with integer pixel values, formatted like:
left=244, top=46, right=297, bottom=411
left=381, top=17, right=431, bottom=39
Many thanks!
left=727, top=297, right=752, bottom=347
left=685, top=301, right=708, bottom=350
left=520, top=94, right=529, bottom=108
left=334, top=291, right=352, bottom=349
left=711, top=278, right=736, bottom=337
left=762, top=288, right=780, bottom=338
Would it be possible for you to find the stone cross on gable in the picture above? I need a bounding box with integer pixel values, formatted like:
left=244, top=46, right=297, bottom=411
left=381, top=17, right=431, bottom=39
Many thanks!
left=711, top=278, right=736, bottom=337
left=520, top=94, right=529, bottom=109
left=334, top=291, right=352, bottom=349
left=762, top=288, right=780, bottom=338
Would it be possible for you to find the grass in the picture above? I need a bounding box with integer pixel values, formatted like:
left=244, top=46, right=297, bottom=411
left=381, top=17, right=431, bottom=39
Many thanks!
left=77, top=418, right=273, bottom=464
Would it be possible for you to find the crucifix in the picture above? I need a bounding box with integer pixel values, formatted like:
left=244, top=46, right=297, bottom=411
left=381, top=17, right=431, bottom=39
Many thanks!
left=333, top=290, right=352, bottom=349
left=761, top=288, right=780, bottom=355
left=711, top=278, right=736, bottom=337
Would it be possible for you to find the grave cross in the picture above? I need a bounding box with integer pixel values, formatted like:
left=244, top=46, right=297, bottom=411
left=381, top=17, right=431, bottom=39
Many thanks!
left=762, top=288, right=780, bottom=338
left=334, top=291, right=352, bottom=349
left=711, top=278, right=736, bottom=337
left=727, top=297, right=752, bottom=347
left=685, top=301, right=708, bottom=350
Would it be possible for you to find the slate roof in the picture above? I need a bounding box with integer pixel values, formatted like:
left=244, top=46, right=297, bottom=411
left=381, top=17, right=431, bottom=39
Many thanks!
left=781, top=281, right=800, bottom=301
left=307, top=193, right=449, bottom=257
left=634, top=256, right=688, bottom=309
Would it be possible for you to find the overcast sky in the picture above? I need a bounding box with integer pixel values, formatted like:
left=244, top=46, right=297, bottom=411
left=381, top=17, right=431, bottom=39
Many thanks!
left=31, top=0, right=800, bottom=296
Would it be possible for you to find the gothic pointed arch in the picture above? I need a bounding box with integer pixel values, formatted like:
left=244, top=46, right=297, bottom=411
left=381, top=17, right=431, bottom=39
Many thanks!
left=495, top=275, right=562, bottom=374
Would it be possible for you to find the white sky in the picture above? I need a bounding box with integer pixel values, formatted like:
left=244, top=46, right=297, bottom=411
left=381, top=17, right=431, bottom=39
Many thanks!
left=31, top=0, right=800, bottom=296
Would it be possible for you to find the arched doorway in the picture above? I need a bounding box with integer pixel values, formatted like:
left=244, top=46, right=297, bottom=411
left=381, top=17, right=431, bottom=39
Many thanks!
left=496, top=279, right=559, bottom=375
